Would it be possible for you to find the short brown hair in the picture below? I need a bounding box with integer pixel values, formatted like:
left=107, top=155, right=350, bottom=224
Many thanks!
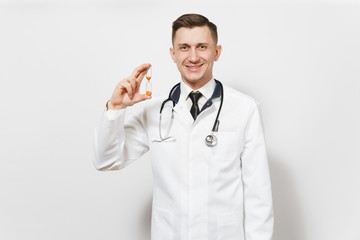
left=172, top=13, right=218, bottom=44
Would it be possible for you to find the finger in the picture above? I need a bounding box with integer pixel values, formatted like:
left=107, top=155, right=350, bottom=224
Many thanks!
left=135, top=71, right=147, bottom=92
left=128, top=76, right=137, bottom=94
left=134, top=93, right=152, bottom=103
left=132, top=63, right=151, bottom=79
left=121, top=80, right=134, bottom=99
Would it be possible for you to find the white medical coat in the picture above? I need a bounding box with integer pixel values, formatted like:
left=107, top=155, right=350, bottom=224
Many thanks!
left=93, top=83, right=273, bottom=240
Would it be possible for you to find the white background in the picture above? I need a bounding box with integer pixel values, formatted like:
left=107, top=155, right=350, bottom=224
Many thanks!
left=0, top=0, right=359, bottom=239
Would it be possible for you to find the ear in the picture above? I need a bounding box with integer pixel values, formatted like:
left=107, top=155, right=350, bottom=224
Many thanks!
left=169, top=47, right=176, bottom=63
left=214, top=45, right=222, bottom=61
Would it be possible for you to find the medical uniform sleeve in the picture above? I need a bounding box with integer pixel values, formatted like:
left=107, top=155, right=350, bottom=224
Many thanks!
left=241, top=103, right=274, bottom=240
left=93, top=106, right=149, bottom=171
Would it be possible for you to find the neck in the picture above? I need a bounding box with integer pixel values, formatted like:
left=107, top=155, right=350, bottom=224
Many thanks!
left=182, top=76, right=213, bottom=90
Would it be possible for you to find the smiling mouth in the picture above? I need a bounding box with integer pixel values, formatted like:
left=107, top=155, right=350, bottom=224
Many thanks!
left=185, top=63, right=204, bottom=71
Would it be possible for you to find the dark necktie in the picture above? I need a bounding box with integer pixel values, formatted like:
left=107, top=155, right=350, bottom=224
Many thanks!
left=189, top=91, right=202, bottom=120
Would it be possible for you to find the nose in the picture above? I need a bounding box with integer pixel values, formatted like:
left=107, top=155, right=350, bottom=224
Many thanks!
left=188, top=48, right=200, bottom=63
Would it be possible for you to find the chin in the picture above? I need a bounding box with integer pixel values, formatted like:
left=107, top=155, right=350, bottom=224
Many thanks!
left=184, top=77, right=202, bottom=84
left=184, top=73, right=204, bottom=82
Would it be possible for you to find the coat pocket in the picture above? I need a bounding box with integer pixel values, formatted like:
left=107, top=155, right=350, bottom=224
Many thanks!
left=212, top=131, right=243, bottom=161
left=151, top=206, right=174, bottom=240
left=217, top=211, right=244, bottom=240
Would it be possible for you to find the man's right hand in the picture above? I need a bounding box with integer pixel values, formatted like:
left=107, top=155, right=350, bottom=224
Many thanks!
left=108, top=63, right=152, bottom=110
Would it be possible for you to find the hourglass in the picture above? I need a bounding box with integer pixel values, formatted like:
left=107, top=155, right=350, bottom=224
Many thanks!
left=146, top=66, right=152, bottom=96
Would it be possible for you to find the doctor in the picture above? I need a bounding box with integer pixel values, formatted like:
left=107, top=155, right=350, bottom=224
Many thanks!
left=94, top=13, right=273, bottom=240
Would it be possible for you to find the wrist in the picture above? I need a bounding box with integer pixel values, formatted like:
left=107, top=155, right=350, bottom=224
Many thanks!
left=106, top=100, right=126, bottom=111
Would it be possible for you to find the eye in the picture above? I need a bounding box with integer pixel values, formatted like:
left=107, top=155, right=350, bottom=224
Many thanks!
left=180, top=45, right=188, bottom=50
left=199, top=45, right=207, bottom=50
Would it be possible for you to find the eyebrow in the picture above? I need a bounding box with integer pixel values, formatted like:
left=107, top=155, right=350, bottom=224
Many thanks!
left=177, top=43, right=190, bottom=47
left=177, top=42, right=209, bottom=47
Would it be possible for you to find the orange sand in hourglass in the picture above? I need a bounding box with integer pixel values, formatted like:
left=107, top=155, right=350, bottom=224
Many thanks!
left=146, top=67, right=152, bottom=96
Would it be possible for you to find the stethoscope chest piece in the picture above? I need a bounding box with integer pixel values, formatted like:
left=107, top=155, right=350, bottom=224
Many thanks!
left=205, top=134, right=217, bottom=147
left=159, top=80, right=223, bottom=147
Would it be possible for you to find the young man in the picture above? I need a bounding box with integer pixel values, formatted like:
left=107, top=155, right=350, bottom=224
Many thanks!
left=94, top=13, right=273, bottom=240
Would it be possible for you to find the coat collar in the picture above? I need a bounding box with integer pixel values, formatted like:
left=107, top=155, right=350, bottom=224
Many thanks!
left=170, top=79, right=222, bottom=113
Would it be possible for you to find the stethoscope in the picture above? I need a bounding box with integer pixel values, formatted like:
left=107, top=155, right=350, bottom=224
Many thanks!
left=156, top=80, right=224, bottom=147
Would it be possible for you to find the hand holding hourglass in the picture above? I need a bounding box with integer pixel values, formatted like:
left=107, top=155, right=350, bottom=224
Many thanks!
left=107, top=63, right=151, bottom=110
left=146, top=66, right=152, bottom=96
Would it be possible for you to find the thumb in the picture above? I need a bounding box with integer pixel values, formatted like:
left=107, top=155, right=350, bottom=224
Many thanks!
left=135, top=93, right=152, bottom=103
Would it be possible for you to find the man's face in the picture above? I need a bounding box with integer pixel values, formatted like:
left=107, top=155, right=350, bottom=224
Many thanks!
left=170, top=26, right=222, bottom=89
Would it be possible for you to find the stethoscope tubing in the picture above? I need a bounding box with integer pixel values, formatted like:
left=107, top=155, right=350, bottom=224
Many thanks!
left=159, top=80, right=224, bottom=146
